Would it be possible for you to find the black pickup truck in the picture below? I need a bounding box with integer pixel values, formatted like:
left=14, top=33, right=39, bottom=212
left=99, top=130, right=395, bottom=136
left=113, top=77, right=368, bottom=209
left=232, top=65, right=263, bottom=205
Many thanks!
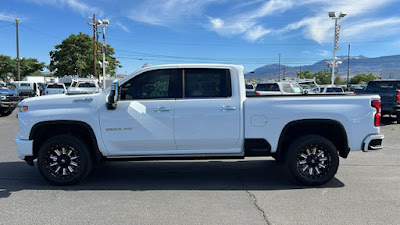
left=0, top=88, right=20, bottom=116
left=356, top=80, right=400, bottom=123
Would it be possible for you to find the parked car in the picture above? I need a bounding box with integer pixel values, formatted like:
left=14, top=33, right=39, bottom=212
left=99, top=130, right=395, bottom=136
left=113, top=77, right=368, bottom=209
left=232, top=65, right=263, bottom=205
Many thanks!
left=255, top=82, right=304, bottom=95
left=45, top=83, right=67, bottom=95
left=0, top=87, right=20, bottom=116
left=15, top=64, right=383, bottom=186
left=14, top=81, right=41, bottom=98
left=245, top=83, right=256, bottom=96
left=355, top=79, right=400, bottom=123
left=320, top=86, right=345, bottom=94
left=349, top=85, right=365, bottom=92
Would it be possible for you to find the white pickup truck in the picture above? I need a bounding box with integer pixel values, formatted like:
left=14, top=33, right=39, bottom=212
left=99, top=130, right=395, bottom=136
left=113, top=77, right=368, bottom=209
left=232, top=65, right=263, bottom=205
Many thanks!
left=15, top=64, right=384, bottom=186
left=68, top=79, right=101, bottom=94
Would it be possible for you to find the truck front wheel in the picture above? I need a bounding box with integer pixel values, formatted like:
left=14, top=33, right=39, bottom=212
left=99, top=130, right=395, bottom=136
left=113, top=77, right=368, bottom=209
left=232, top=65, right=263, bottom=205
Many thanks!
left=37, top=135, right=93, bottom=185
left=286, top=135, right=339, bottom=186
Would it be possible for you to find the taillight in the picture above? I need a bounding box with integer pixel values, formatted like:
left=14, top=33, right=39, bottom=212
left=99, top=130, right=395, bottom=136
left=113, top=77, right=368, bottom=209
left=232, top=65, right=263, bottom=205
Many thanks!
left=371, top=100, right=381, bottom=127
left=353, top=91, right=357, bottom=95
left=255, top=92, right=260, bottom=96
left=397, top=92, right=400, bottom=103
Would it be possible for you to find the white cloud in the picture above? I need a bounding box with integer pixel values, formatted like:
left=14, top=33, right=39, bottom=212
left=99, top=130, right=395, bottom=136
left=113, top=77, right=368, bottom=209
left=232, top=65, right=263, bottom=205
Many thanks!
left=244, top=25, right=271, bottom=41
left=207, top=0, right=399, bottom=43
left=207, top=0, right=295, bottom=41
left=320, top=50, right=330, bottom=57
left=27, top=0, right=103, bottom=17
left=127, top=0, right=219, bottom=26
left=115, top=22, right=130, bottom=33
left=0, top=12, right=16, bottom=22
left=280, top=0, right=398, bottom=43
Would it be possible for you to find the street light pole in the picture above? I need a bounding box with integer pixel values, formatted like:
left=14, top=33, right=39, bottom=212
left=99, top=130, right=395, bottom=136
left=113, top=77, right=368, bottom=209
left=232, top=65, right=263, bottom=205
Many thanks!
left=98, top=19, right=109, bottom=89
left=331, top=18, right=337, bottom=85
left=329, top=11, right=346, bottom=85
left=101, top=23, right=107, bottom=90
left=15, top=19, right=20, bottom=81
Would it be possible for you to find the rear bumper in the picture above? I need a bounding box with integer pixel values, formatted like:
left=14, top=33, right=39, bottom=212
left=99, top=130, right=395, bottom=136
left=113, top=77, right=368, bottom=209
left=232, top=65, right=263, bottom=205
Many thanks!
left=14, top=136, right=33, bottom=160
left=363, top=134, right=384, bottom=152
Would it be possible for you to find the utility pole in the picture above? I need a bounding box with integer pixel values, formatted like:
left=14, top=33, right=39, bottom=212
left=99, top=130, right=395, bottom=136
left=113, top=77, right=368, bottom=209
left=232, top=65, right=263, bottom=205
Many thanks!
left=278, top=53, right=281, bottom=81
left=347, top=44, right=350, bottom=90
left=88, top=14, right=97, bottom=79
left=100, top=20, right=109, bottom=89
left=96, top=23, right=100, bottom=80
left=15, top=19, right=20, bottom=81
left=283, top=67, right=286, bottom=80
left=93, top=14, right=97, bottom=80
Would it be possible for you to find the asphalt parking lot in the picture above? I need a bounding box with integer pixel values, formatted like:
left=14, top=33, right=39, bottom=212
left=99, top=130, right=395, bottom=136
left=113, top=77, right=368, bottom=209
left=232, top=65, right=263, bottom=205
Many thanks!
left=1, top=111, right=399, bottom=225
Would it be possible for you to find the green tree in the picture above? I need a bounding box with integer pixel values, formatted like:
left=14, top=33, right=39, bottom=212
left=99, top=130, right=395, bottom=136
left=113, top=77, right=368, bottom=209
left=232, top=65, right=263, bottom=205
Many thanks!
left=49, top=32, right=121, bottom=77
left=298, top=70, right=314, bottom=79
left=0, top=55, right=13, bottom=79
left=349, top=73, right=377, bottom=84
left=0, top=54, right=45, bottom=79
left=334, top=76, right=346, bottom=85
left=314, top=71, right=331, bottom=84
left=18, top=58, right=46, bottom=78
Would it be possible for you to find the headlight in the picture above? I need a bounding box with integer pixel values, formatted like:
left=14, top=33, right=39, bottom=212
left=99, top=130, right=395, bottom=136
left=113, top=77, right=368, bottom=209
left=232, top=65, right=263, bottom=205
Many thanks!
left=18, top=105, right=29, bottom=112
left=0, top=96, right=5, bottom=100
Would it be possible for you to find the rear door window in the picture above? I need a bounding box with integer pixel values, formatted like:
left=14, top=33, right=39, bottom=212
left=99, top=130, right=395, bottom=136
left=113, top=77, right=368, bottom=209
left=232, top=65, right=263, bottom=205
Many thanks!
left=184, top=69, right=231, bottom=98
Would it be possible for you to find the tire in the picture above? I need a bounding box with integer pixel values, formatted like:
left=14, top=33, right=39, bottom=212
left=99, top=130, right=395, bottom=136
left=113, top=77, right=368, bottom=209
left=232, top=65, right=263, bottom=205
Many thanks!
left=37, top=135, right=93, bottom=185
left=0, top=110, right=12, bottom=116
left=285, top=135, right=339, bottom=186
left=396, top=113, right=400, bottom=124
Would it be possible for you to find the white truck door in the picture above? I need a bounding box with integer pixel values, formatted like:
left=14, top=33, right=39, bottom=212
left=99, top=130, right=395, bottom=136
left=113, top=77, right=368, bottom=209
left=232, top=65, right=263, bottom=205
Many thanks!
left=99, top=69, right=179, bottom=155
left=174, top=68, right=241, bottom=152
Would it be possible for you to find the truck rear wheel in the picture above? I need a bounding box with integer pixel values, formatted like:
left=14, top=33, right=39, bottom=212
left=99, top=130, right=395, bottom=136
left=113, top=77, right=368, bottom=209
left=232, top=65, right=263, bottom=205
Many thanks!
left=286, top=135, right=339, bottom=186
left=37, top=135, right=93, bottom=185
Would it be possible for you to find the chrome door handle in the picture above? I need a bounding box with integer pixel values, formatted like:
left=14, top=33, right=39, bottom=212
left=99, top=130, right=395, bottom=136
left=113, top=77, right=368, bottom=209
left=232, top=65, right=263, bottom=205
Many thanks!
left=154, top=107, right=171, bottom=112
left=220, top=106, right=237, bottom=111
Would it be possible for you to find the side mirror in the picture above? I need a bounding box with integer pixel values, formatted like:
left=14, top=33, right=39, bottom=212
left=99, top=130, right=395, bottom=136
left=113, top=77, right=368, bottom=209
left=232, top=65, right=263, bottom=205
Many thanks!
left=106, top=82, right=119, bottom=110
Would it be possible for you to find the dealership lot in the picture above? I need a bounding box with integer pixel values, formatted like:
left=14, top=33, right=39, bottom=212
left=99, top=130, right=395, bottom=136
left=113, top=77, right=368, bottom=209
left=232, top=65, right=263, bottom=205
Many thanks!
left=1, top=111, right=399, bottom=225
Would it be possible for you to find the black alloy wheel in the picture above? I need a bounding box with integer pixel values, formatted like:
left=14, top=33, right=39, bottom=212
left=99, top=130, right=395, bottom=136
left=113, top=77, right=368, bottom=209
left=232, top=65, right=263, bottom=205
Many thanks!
left=37, top=135, right=92, bottom=185
left=286, top=135, right=339, bottom=186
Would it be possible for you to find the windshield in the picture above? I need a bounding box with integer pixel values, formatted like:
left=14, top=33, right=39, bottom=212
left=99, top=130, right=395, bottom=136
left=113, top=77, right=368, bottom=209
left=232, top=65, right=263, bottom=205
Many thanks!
left=292, top=84, right=303, bottom=93
left=256, top=83, right=280, bottom=91
left=366, top=81, right=400, bottom=91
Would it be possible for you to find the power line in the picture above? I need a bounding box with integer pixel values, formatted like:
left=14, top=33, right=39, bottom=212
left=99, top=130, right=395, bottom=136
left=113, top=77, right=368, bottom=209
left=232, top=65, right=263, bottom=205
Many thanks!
left=0, top=24, right=13, bottom=29
left=19, top=24, right=63, bottom=40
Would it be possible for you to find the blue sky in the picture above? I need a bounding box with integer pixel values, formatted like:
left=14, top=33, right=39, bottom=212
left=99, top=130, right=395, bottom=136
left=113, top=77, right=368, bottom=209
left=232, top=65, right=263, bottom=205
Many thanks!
left=1, top=0, right=400, bottom=74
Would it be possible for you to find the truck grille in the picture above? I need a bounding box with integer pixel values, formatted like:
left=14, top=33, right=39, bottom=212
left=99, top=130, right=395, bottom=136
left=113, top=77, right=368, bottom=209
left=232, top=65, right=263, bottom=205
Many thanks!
left=3, top=96, right=20, bottom=102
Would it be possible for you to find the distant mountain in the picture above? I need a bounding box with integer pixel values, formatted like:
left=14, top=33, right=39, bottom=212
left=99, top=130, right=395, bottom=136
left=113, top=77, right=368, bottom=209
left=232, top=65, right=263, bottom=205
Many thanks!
left=245, top=55, right=400, bottom=81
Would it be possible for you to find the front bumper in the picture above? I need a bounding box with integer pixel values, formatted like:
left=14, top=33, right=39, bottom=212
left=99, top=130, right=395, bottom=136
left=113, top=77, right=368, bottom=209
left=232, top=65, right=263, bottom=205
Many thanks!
left=363, top=134, right=384, bottom=152
left=14, top=136, right=33, bottom=160
left=0, top=101, right=18, bottom=109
